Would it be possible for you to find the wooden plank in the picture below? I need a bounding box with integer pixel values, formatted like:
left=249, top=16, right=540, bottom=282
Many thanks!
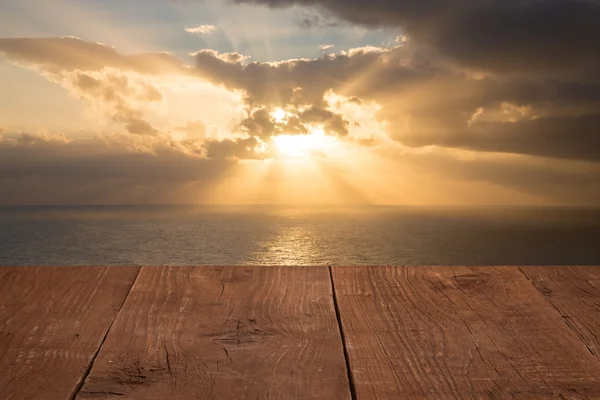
left=521, top=267, right=600, bottom=360
left=332, top=266, right=600, bottom=399
left=0, top=266, right=140, bottom=400
left=76, top=266, right=351, bottom=400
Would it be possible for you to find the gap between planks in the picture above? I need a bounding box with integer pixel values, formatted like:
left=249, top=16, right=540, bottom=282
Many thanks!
left=70, top=267, right=142, bottom=400
left=329, top=265, right=358, bottom=400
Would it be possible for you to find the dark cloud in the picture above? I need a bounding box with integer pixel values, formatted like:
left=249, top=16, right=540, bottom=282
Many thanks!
left=240, top=108, right=279, bottom=137
left=239, top=106, right=349, bottom=137
left=393, top=113, right=600, bottom=162
left=0, top=134, right=218, bottom=180
left=469, top=115, right=600, bottom=161
left=203, top=136, right=265, bottom=159
left=399, top=149, right=600, bottom=205
left=299, top=106, right=349, bottom=136
left=0, top=132, right=262, bottom=205
left=228, top=0, right=600, bottom=73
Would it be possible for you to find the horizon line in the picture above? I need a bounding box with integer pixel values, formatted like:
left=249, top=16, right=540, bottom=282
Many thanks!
left=1, top=204, right=599, bottom=209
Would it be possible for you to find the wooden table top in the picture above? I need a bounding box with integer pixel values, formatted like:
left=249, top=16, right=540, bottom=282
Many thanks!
left=1, top=266, right=599, bottom=399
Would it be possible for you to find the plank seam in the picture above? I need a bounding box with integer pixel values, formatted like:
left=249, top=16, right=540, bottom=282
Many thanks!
left=328, top=266, right=358, bottom=400
left=68, top=266, right=143, bottom=400
left=518, top=267, right=597, bottom=358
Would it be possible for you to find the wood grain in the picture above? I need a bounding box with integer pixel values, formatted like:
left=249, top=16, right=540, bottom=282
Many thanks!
left=0, top=266, right=140, bottom=400
left=521, top=266, right=600, bottom=360
left=76, top=266, right=350, bottom=400
left=332, top=266, right=600, bottom=399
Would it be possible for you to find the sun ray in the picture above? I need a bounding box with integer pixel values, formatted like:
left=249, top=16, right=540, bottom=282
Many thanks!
left=338, top=48, right=396, bottom=99
left=314, top=158, right=373, bottom=205
left=272, top=126, right=338, bottom=158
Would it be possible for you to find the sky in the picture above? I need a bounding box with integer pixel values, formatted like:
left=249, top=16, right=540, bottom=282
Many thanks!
left=0, top=0, right=599, bottom=206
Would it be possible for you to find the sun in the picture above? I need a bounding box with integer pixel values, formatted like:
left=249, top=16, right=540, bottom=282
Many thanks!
left=272, top=108, right=287, bottom=123
left=273, top=127, right=337, bottom=158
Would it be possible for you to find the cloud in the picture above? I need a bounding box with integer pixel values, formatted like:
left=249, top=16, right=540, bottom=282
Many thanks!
left=191, top=45, right=600, bottom=161
left=191, top=45, right=408, bottom=107
left=185, top=25, right=217, bottom=34
left=239, top=105, right=349, bottom=137
left=68, top=69, right=163, bottom=136
left=397, top=149, right=600, bottom=205
left=2, top=130, right=599, bottom=206
left=298, top=106, right=349, bottom=136
left=391, top=113, right=600, bottom=162
left=451, top=115, right=600, bottom=162
left=226, top=0, right=600, bottom=74
left=3, top=37, right=600, bottom=162
left=194, top=49, right=250, bottom=64
left=2, top=34, right=600, bottom=205
left=0, top=36, right=187, bottom=75
left=319, top=44, right=334, bottom=51
left=203, top=136, right=265, bottom=159
left=175, top=119, right=210, bottom=140
left=0, top=128, right=277, bottom=205
left=0, top=132, right=237, bottom=205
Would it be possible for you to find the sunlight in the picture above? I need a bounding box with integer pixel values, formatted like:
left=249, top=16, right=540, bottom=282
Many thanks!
left=272, top=108, right=287, bottom=123
left=273, top=127, right=337, bottom=158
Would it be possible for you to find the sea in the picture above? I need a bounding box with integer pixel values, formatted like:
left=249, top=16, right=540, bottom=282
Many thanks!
left=1, top=206, right=599, bottom=266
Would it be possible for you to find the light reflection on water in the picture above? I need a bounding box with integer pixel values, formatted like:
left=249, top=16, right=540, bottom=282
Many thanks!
left=1, top=205, right=599, bottom=266
left=251, top=226, right=324, bottom=266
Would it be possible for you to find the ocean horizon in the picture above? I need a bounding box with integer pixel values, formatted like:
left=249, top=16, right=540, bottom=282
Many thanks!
left=2, top=205, right=599, bottom=266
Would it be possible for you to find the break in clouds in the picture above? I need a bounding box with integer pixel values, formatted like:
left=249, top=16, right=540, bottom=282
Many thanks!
left=0, top=0, right=599, bottom=205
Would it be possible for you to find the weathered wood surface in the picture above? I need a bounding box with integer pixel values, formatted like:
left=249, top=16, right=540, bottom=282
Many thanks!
left=0, top=266, right=140, bottom=400
left=521, top=266, right=600, bottom=361
left=3, top=266, right=600, bottom=400
left=332, top=266, right=600, bottom=399
left=76, top=266, right=350, bottom=400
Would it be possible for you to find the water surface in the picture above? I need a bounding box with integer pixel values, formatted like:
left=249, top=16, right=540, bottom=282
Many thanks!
left=1, top=206, right=599, bottom=266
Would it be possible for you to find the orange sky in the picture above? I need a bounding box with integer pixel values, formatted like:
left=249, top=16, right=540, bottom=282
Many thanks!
left=1, top=0, right=599, bottom=206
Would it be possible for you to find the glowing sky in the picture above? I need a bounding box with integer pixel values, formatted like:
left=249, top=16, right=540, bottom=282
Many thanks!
left=1, top=0, right=599, bottom=205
